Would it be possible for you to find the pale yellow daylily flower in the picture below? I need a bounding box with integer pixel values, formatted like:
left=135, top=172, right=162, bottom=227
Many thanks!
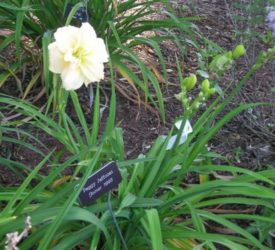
left=48, top=23, right=108, bottom=90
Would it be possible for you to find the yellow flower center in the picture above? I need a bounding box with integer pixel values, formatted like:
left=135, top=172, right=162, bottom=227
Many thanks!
left=72, top=47, right=84, bottom=60
left=64, top=46, right=87, bottom=68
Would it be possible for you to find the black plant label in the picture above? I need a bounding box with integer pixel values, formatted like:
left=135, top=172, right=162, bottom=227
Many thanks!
left=79, top=161, right=122, bottom=206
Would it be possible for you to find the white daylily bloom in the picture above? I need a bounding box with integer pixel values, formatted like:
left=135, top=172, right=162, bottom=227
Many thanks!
left=48, top=23, right=108, bottom=90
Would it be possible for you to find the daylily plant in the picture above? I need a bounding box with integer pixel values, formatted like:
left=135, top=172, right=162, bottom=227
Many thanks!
left=48, top=22, right=108, bottom=90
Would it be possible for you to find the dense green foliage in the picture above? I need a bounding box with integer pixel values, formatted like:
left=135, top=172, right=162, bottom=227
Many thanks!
left=0, top=1, right=275, bottom=249
left=0, top=0, right=197, bottom=120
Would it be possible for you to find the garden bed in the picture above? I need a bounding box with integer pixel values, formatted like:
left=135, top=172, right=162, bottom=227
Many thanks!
left=0, top=0, right=274, bottom=249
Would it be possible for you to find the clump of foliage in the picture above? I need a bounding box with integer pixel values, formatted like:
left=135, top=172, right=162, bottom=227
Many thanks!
left=0, top=43, right=275, bottom=249
left=0, top=0, right=197, bottom=120
left=0, top=1, right=275, bottom=249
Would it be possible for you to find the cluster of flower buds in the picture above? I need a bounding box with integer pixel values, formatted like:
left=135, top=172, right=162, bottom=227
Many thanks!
left=175, top=45, right=246, bottom=117
left=209, top=45, right=245, bottom=77
left=267, top=9, right=275, bottom=36
left=175, top=74, right=216, bottom=117
left=175, top=74, right=196, bottom=108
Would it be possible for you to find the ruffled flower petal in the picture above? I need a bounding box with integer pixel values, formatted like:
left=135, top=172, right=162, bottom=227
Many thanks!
left=80, top=61, right=105, bottom=85
left=93, top=38, right=109, bottom=63
left=79, top=22, right=97, bottom=49
left=54, top=25, right=80, bottom=53
left=48, top=42, right=66, bottom=73
left=61, top=66, right=85, bottom=91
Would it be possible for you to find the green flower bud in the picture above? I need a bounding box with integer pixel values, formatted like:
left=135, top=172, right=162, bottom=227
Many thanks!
left=175, top=92, right=183, bottom=101
left=206, top=88, right=216, bottom=97
left=198, top=91, right=204, bottom=98
left=201, top=79, right=210, bottom=93
left=182, top=97, right=188, bottom=105
left=225, top=51, right=233, bottom=59
left=183, top=74, right=197, bottom=91
left=232, top=45, right=246, bottom=59
left=210, top=55, right=233, bottom=72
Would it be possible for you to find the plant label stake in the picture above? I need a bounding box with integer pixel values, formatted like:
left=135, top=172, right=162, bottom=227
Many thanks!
left=78, top=161, right=122, bottom=206
left=64, top=3, right=89, bottom=22
left=166, top=119, right=193, bottom=150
